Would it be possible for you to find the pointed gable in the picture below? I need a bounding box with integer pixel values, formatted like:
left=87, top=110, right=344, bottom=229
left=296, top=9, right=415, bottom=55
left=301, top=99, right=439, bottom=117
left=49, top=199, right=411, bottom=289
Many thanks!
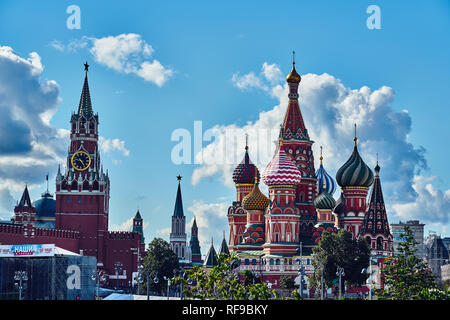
left=203, top=240, right=218, bottom=267
left=361, top=163, right=391, bottom=238
left=18, top=185, right=32, bottom=208
left=218, top=233, right=230, bottom=255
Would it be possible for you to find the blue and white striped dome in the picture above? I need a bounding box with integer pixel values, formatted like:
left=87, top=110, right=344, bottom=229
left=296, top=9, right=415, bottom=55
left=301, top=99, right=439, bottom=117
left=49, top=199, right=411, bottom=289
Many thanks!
left=316, top=163, right=336, bottom=196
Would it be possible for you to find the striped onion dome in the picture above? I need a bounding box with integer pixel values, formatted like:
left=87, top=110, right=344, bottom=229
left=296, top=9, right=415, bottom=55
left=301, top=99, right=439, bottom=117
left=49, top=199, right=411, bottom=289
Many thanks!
left=316, top=161, right=336, bottom=196
left=262, top=143, right=302, bottom=186
left=232, top=147, right=260, bottom=185
left=336, top=139, right=374, bottom=188
left=313, top=191, right=336, bottom=210
left=242, top=179, right=270, bottom=211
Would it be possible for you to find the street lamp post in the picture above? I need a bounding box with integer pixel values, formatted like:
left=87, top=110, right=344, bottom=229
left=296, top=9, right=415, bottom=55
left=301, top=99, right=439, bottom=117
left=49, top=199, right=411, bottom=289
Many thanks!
left=163, top=276, right=171, bottom=300
left=321, top=267, right=324, bottom=300
left=14, top=271, right=28, bottom=300
left=146, top=271, right=159, bottom=300
left=336, top=267, right=345, bottom=299
left=136, top=265, right=143, bottom=295
left=295, top=242, right=305, bottom=299
left=91, top=270, right=108, bottom=300
left=362, top=258, right=376, bottom=300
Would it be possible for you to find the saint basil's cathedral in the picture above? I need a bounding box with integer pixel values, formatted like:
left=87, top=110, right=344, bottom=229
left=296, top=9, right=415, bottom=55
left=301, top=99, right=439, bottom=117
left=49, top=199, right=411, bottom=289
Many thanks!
left=226, top=60, right=393, bottom=291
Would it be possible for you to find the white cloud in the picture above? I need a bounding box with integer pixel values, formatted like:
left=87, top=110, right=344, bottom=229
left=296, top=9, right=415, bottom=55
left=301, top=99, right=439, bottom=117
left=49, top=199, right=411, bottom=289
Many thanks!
left=391, top=176, right=450, bottom=232
left=156, top=227, right=171, bottom=237
left=232, top=72, right=268, bottom=91
left=111, top=217, right=149, bottom=232
left=262, top=62, right=283, bottom=83
left=99, top=137, right=130, bottom=156
left=187, top=200, right=229, bottom=251
left=49, top=34, right=173, bottom=86
left=0, top=46, right=67, bottom=193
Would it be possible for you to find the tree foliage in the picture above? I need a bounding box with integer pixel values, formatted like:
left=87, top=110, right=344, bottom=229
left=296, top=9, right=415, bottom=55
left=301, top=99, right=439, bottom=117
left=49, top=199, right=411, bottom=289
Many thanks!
left=310, top=229, right=370, bottom=294
left=140, top=237, right=179, bottom=295
left=172, top=253, right=273, bottom=300
left=280, top=275, right=296, bottom=290
left=376, top=226, right=439, bottom=300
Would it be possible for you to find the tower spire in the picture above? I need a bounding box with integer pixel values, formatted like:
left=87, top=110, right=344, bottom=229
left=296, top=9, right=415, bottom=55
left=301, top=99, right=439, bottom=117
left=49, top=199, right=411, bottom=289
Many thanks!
left=354, top=123, right=358, bottom=147
left=320, top=146, right=323, bottom=165
left=78, top=61, right=94, bottom=118
left=173, top=175, right=184, bottom=217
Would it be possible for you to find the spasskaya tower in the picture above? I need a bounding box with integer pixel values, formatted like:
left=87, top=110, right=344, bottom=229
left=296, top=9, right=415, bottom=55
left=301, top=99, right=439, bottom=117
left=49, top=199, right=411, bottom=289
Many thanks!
left=55, top=62, right=110, bottom=266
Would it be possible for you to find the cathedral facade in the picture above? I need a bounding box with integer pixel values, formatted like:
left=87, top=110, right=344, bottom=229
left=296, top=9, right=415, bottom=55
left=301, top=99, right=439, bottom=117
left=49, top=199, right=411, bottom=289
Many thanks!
left=227, top=60, right=393, bottom=290
left=0, top=64, right=145, bottom=289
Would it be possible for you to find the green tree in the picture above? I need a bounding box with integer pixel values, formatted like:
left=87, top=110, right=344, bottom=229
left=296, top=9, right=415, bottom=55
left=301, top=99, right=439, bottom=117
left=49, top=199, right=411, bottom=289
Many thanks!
left=376, top=226, right=438, bottom=300
left=172, top=253, right=272, bottom=300
left=242, top=270, right=257, bottom=285
left=310, top=229, right=370, bottom=296
left=280, top=275, right=296, bottom=290
left=141, top=238, right=179, bottom=295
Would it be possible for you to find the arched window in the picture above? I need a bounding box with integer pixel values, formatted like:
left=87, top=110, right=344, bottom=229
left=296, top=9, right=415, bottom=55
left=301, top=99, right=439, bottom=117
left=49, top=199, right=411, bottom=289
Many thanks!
left=270, top=259, right=274, bottom=265
left=276, top=259, right=280, bottom=265
left=245, top=259, right=249, bottom=265
left=252, top=259, right=257, bottom=265
left=377, top=237, right=383, bottom=250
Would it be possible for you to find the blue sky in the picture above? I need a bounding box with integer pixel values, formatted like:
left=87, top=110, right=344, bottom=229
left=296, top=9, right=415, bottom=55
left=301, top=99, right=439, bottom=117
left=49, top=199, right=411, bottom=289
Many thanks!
left=0, top=0, right=449, bottom=253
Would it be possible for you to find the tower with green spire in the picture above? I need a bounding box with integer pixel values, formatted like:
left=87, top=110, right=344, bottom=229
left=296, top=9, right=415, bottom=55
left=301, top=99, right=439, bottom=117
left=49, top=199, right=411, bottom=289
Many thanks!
left=189, top=216, right=203, bottom=264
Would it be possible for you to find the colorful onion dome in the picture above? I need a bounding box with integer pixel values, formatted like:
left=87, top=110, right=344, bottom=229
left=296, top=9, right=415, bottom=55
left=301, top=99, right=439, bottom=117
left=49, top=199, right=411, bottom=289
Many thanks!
left=334, top=193, right=345, bottom=214
left=336, top=132, right=374, bottom=188
left=232, top=146, right=260, bottom=185
left=242, top=178, right=270, bottom=211
left=313, top=191, right=336, bottom=210
left=262, top=142, right=302, bottom=186
left=315, top=147, right=336, bottom=195
left=286, top=62, right=301, bottom=83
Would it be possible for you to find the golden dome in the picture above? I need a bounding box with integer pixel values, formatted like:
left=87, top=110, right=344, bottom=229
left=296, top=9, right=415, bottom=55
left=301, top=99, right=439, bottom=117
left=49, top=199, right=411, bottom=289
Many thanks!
left=242, top=178, right=269, bottom=211
left=286, top=63, right=301, bottom=83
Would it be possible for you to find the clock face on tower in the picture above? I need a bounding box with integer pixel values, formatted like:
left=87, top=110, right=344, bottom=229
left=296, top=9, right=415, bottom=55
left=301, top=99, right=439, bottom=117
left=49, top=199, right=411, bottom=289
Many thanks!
left=71, top=151, right=91, bottom=171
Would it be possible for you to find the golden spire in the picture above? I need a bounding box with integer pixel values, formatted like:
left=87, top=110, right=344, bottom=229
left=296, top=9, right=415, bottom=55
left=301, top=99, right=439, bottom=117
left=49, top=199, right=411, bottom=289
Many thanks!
left=245, top=133, right=249, bottom=152
left=320, top=146, right=323, bottom=165
left=286, top=50, right=301, bottom=83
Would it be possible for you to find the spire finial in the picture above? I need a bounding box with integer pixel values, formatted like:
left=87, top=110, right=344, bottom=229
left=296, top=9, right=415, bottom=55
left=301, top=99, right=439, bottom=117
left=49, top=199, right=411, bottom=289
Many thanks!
left=245, top=133, right=249, bottom=152
left=292, top=50, right=296, bottom=65
left=84, top=61, right=89, bottom=73
left=353, top=123, right=358, bottom=147
left=320, top=146, right=323, bottom=165
left=176, top=174, right=182, bottom=182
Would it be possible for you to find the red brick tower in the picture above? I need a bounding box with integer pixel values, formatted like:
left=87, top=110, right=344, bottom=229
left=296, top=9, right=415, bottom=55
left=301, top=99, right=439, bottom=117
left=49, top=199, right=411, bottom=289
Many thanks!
left=55, top=62, right=110, bottom=265
left=14, top=186, right=36, bottom=225
left=280, top=57, right=318, bottom=247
